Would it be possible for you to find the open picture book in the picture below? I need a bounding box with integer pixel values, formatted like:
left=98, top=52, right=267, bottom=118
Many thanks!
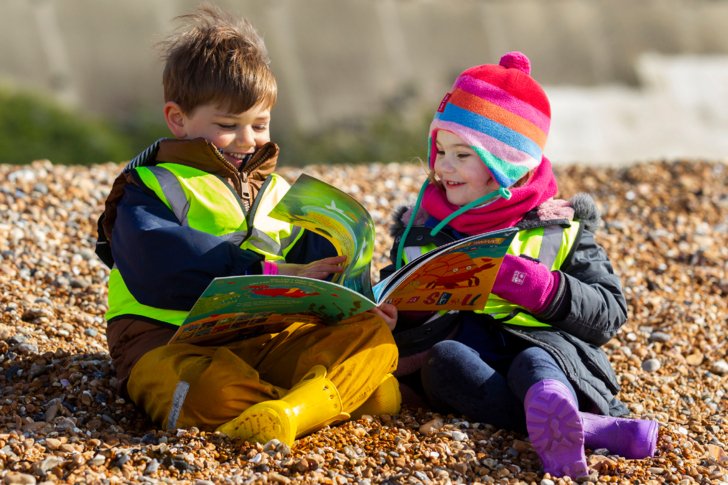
left=169, top=174, right=516, bottom=344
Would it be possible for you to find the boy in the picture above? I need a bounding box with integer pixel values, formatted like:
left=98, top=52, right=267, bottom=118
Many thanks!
left=97, top=4, right=399, bottom=446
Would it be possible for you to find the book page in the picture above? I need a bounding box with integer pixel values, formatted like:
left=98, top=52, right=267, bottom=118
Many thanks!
left=170, top=275, right=377, bottom=344
left=269, top=174, right=375, bottom=298
left=375, top=228, right=517, bottom=311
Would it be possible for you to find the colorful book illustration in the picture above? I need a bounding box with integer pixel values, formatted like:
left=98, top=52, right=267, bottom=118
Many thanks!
left=268, top=174, right=375, bottom=298
left=371, top=227, right=517, bottom=311
left=169, top=175, right=516, bottom=344
left=168, top=275, right=377, bottom=344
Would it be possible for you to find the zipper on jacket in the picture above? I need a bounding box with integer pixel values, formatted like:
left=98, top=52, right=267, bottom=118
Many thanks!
left=240, top=176, right=274, bottom=246
left=209, top=146, right=245, bottom=198
left=240, top=171, right=252, bottom=212
left=237, top=146, right=274, bottom=212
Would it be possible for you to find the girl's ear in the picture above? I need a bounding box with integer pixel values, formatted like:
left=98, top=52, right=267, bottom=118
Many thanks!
left=163, top=102, right=187, bottom=138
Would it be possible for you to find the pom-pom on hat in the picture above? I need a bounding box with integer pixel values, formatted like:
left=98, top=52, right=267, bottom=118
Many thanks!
left=429, top=51, right=550, bottom=189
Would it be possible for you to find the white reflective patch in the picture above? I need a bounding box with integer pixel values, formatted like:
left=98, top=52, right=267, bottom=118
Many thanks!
left=166, top=380, right=190, bottom=431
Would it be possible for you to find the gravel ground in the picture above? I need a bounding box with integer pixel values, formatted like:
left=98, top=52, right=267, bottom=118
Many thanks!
left=0, top=159, right=726, bottom=484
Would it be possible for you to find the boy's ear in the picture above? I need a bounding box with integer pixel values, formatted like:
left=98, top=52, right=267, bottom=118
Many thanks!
left=163, top=101, right=187, bottom=138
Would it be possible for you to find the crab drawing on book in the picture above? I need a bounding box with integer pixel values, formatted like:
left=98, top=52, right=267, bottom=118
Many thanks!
left=419, top=253, right=497, bottom=289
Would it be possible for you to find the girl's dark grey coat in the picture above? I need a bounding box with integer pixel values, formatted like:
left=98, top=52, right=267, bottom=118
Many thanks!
left=384, top=194, right=630, bottom=417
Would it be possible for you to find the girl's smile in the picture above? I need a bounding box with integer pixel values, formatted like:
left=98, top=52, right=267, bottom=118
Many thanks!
left=433, top=130, right=500, bottom=206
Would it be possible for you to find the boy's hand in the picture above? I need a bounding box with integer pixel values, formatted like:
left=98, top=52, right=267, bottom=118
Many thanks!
left=276, top=255, right=347, bottom=280
left=368, top=303, right=398, bottom=331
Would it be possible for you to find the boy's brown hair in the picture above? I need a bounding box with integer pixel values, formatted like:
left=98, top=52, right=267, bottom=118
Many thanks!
left=160, top=3, right=277, bottom=114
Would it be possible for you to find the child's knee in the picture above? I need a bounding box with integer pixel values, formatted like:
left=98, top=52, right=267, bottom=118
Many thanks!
left=343, top=311, right=396, bottom=338
left=429, top=340, right=475, bottom=360
left=335, top=313, right=398, bottom=361
left=129, top=345, right=279, bottom=430
left=175, top=349, right=281, bottom=429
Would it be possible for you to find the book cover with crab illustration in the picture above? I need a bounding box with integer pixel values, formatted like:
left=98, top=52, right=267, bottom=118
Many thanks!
left=373, top=227, right=517, bottom=311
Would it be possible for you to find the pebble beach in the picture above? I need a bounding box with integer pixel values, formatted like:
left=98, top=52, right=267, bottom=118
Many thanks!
left=0, top=159, right=726, bottom=484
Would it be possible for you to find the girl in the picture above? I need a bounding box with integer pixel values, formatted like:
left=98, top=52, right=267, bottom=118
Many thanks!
left=384, top=52, right=658, bottom=478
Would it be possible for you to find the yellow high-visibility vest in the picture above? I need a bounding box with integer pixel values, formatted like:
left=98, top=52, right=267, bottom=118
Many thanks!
left=106, top=163, right=304, bottom=326
left=400, top=222, right=581, bottom=327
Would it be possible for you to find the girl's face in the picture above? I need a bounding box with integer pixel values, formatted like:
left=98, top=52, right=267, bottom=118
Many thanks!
left=433, top=130, right=500, bottom=206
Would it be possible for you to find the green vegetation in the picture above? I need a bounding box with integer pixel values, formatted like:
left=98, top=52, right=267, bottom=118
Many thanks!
left=0, top=86, right=430, bottom=166
left=277, top=109, right=429, bottom=167
left=0, top=88, right=132, bottom=165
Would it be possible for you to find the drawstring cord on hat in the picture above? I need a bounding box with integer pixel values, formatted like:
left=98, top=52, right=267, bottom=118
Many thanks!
left=394, top=181, right=511, bottom=270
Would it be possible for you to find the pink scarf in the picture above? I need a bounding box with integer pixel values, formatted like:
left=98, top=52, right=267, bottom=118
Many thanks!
left=422, top=157, right=559, bottom=235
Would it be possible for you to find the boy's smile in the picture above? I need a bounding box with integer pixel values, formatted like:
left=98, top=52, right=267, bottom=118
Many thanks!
left=433, top=130, right=500, bottom=206
left=164, top=101, right=272, bottom=169
left=218, top=148, right=252, bottom=166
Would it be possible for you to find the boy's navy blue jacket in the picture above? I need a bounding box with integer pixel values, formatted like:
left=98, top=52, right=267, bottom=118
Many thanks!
left=112, top=182, right=335, bottom=311
left=106, top=138, right=336, bottom=312
left=100, top=138, right=336, bottom=392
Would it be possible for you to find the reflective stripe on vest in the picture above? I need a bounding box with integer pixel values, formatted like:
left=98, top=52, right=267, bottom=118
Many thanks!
left=106, top=164, right=304, bottom=326
left=146, top=166, right=190, bottom=225
left=135, top=164, right=303, bottom=258
left=400, top=223, right=581, bottom=328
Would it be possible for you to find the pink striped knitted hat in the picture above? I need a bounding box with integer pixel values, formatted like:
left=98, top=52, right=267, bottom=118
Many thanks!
left=429, top=51, right=550, bottom=189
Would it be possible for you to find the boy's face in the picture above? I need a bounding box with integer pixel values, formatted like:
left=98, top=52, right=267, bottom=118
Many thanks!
left=433, top=130, right=499, bottom=206
left=165, top=101, right=271, bottom=168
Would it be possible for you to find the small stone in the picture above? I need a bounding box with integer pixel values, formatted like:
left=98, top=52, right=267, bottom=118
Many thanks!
left=419, top=417, right=444, bottom=435
left=495, top=466, right=511, bottom=477
left=249, top=453, right=264, bottom=464
left=686, top=352, right=704, bottom=366
left=648, top=331, right=671, bottom=343
left=35, top=455, right=64, bottom=474
left=88, top=454, right=106, bottom=466
left=451, top=462, right=467, bottom=474
left=642, top=358, right=661, bottom=372
left=710, top=360, right=728, bottom=375
left=575, top=471, right=599, bottom=482
left=291, top=458, right=309, bottom=473
left=512, top=439, right=531, bottom=452
left=144, top=459, right=160, bottom=475
left=706, top=444, right=728, bottom=464
left=43, top=438, right=62, bottom=450
left=3, top=472, right=37, bottom=485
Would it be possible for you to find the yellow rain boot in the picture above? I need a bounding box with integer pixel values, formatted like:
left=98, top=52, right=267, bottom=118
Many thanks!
left=351, top=373, right=402, bottom=418
left=216, top=365, right=349, bottom=446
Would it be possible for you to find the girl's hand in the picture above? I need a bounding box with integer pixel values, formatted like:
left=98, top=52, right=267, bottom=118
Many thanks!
left=491, top=254, right=559, bottom=314
left=369, top=302, right=398, bottom=331
left=276, top=255, right=347, bottom=280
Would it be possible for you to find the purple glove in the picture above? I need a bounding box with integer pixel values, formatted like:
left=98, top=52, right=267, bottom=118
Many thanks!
left=492, top=254, right=560, bottom=314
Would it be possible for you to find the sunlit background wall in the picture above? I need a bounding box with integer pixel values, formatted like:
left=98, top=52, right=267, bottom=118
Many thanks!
left=1, top=0, right=727, bottom=166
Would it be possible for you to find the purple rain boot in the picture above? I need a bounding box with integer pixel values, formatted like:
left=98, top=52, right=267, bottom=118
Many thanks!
left=580, top=412, right=659, bottom=459
left=524, top=380, right=589, bottom=478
